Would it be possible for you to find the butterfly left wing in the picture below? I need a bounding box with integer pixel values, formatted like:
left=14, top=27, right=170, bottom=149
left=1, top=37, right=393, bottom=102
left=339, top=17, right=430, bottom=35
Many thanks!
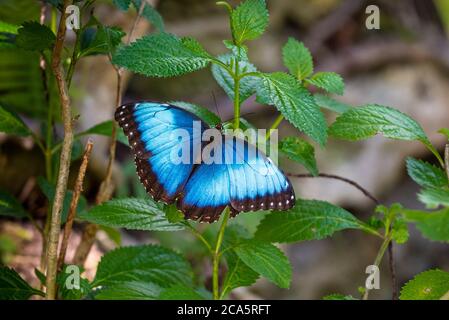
left=115, top=101, right=207, bottom=203
left=178, top=135, right=295, bottom=222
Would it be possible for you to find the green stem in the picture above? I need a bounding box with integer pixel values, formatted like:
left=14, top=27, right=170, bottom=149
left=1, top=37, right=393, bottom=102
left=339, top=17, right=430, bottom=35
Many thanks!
left=183, top=222, right=213, bottom=254
left=424, top=142, right=445, bottom=168
left=212, top=207, right=230, bottom=300
left=265, top=114, right=284, bottom=141
left=233, top=60, right=240, bottom=130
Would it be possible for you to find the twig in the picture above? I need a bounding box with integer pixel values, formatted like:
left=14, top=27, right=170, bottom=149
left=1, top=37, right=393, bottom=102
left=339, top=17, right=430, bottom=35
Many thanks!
left=445, top=144, right=449, bottom=180
left=45, top=0, right=74, bottom=300
left=287, top=172, right=380, bottom=205
left=72, top=2, right=147, bottom=266
left=388, top=242, right=397, bottom=300
left=57, top=140, right=93, bottom=271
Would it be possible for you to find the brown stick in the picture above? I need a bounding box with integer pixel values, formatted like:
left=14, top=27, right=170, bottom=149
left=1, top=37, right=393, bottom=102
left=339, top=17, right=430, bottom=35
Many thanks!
left=388, top=242, right=397, bottom=300
left=287, top=172, right=380, bottom=205
left=45, top=0, right=74, bottom=300
left=57, top=140, right=93, bottom=270
left=72, top=1, right=147, bottom=266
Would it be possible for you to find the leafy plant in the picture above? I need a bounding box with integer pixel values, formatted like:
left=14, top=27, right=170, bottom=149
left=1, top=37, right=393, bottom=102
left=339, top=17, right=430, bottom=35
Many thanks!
left=0, top=0, right=448, bottom=301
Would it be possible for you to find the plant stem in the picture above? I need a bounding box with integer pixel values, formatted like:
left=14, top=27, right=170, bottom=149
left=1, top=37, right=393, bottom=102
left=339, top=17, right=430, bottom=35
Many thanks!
left=233, top=60, right=240, bottom=130
left=45, top=0, right=74, bottom=300
left=445, top=144, right=449, bottom=181
left=57, top=140, right=93, bottom=271
left=265, top=114, right=284, bottom=141
left=212, top=207, right=230, bottom=300
left=183, top=222, right=213, bottom=254
left=425, top=143, right=445, bottom=168
left=362, top=234, right=392, bottom=300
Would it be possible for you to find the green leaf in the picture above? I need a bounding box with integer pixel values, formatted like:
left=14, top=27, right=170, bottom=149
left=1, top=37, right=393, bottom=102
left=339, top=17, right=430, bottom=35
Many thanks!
left=255, top=200, right=367, bottom=243
left=164, top=204, right=184, bottom=224
left=79, top=120, right=128, bottom=145
left=113, top=33, right=212, bottom=77
left=170, top=101, right=221, bottom=127
left=211, top=54, right=259, bottom=103
left=438, top=128, right=449, bottom=140
left=57, top=266, right=91, bottom=300
left=0, top=21, right=19, bottom=34
left=0, top=267, right=44, bottom=300
left=418, top=187, right=449, bottom=208
left=79, top=25, right=125, bottom=57
left=99, top=226, right=122, bottom=246
left=313, top=94, right=351, bottom=113
left=257, top=72, right=327, bottom=146
left=79, top=198, right=184, bottom=231
left=159, top=285, right=206, bottom=300
left=234, top=239, right=292, bottom=288
left=0, top=105, right=31, bottom=136
left=93, top=245, right=193, bottom=288
left=37, top=177, right=87, bottom=224
left=402, top=208, right=449, bottom=242
left=323, top=294, right=357, bottom=300
left=221, top=225, right=259, bottom=296
left=328, top=104, right=431, bottom=145
left=391, top=217, right=409, bottom=244
left=400, top=269, right=449, bottom=300
left=15, top=21, right=55, bottom=51
left=95, top=281, right=162, bottom=300
left=113, top=0, right=131, bottom=10
left=406, top=157, right=448, bottom=188
left=0, top=190, right=27, bottom=218
left=279, top=136, right=318, bottom=176
left=132, top=0, right=164, bottom=32
left=305, top=72, right=344, bottom=95
left=231, top=0, right=269, bottom=45
left=282, top=38, right=313, bottom=80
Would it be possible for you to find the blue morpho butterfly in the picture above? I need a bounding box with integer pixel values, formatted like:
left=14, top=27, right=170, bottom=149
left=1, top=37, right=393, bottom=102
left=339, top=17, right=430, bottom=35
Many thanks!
left=115, top=101, right=295, bottom=223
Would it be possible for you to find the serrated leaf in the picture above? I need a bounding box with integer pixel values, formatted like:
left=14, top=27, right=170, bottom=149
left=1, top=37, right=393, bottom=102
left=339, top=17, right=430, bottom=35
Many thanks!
left=79, top=120, right=128, bottom=145
left=113, top=33, right=211, bottom=77
left=95, top=281, right=162, bottom=300
left=212, top=54, right=259, bottom=103
left=132, top=0, right=164, bottom=32
left=93, top=245, right=193, bottom=288
left=0, top=190, right=27, bottom=218
left=159, top=285, right=206, bottom=300
left=256, top=72, right=327, bottom=146
left=306, top=72, right=344, bottom=95
left=406, top=157, right=448, bottom=188
left=0, top=267, right=44, bottom=300
left=402, top=208, right=449, bottom=242
left=391, top=217, right=409, bottom=244
left=418, top=187, right=449, bottom=208
left=15, top=21, right=55, bottom=51
left=323, top=294, right=357, bottom=300
left=79, top=25, right=125, bottom=57
left=164, top=204, right=184, bottom=224
left=231, top=0, right=269, bottom=45
left=255, top=200, right=367, bottom=243
left=400, top=269, right=449, bottom=300
left=170, top=101, right=221, bottom=127
left=233, top=239, right=292, bottom=288
left=113, top=0, right=131, bottom=10
left=0, top=105, right=31, bottom=136
left=37, top=177, right=87, bottom=224
left=328, top=105, right=431, bottom=145
left=282, top=38, right=313, bottom=80
left=223, top=40, right=249, bottom=60
left=0, top=21, right=19, bottom=34
left=79, top=198, right=184, bottom=231
left=313, top=94, right=351, bottom=114
left=279, top=136, right=318, bottom=176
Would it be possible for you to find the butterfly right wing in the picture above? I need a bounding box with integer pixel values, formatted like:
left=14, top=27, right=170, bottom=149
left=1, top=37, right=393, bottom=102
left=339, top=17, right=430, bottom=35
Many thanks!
left=115, top=102, right=207, bottom=203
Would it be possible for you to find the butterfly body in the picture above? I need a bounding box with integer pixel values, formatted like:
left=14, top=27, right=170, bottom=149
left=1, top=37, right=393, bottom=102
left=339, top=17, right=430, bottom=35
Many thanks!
left=116, top=101, right=295, bottom=222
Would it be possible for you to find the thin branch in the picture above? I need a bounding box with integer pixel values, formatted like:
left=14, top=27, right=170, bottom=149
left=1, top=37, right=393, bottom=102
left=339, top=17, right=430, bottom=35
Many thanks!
left=445, top=144, right=449, bottom=180
left=72, top=2, right=146, bottom=266
left=57, top=140, right=93, bottom=271
left=287, top=173, right=380, bottom=205
left=45, top=0, right=74, bottom=300
left=388, top=242, right=397, bottom=300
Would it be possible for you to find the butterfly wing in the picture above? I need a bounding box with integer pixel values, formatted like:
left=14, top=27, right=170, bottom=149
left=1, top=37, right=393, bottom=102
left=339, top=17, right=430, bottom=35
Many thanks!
left=115, top=102, right=207, bottom=203
left=178, top=135, right=295, bottom=222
